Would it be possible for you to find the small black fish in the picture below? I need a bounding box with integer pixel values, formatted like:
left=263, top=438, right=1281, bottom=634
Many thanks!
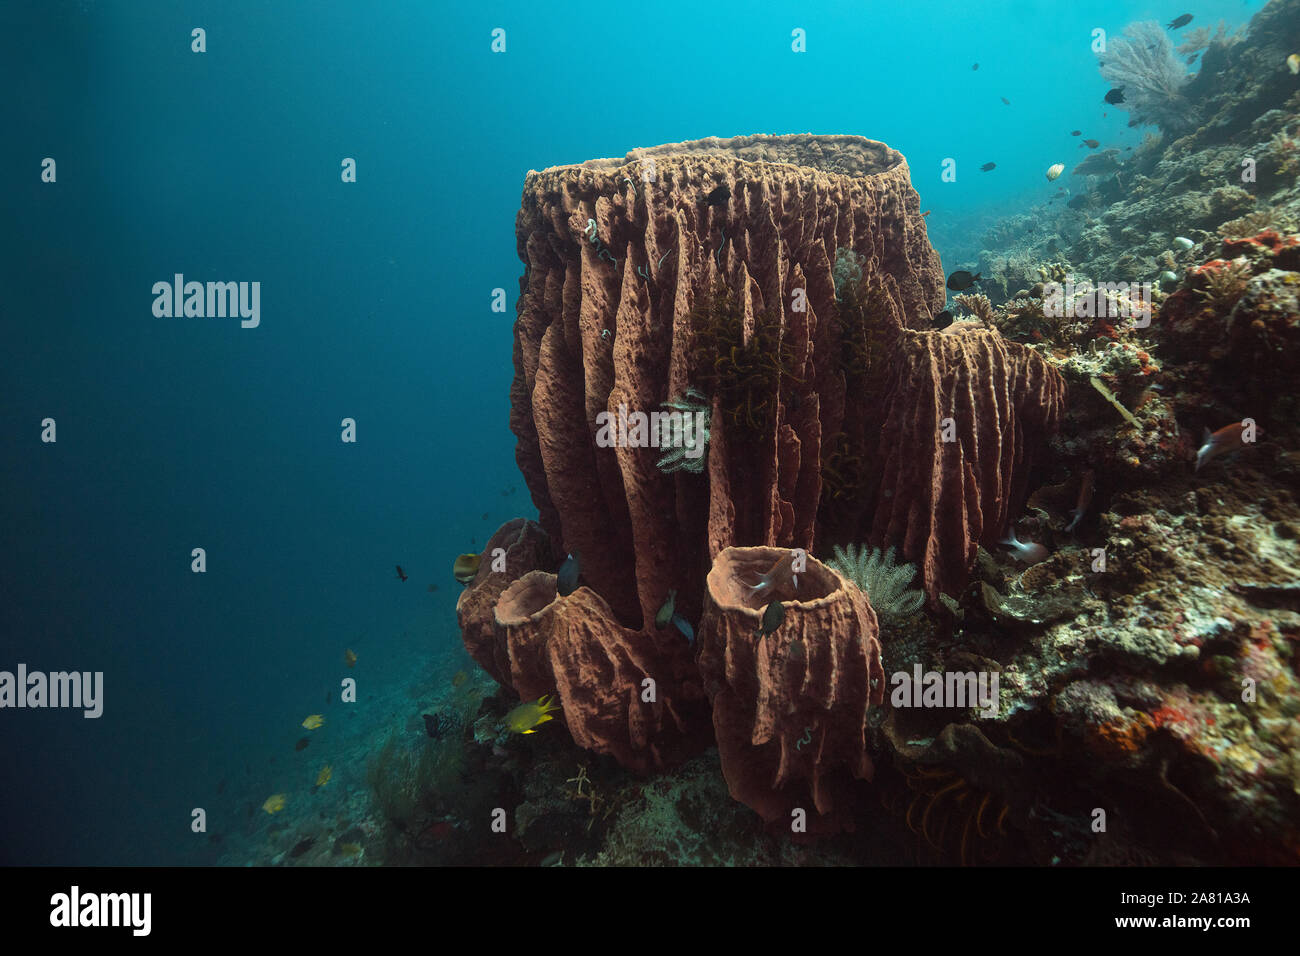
left=980, top=162, right=996, bottom=171
left=1000, top=96, right=1010, bottom=105
left=1070, top=130, right=1081, bottom=136
left=933, top=310, right=954, bottom=330
left=557, top=552, right=580, bottom=597
left=946, top=270, right=981, bottom=292
left=289, top=837, right=315, bottom=859
left=295, top=737, right=309, bottom=752
left=481, top=512, right=489, bottom=520
left=700, top=185, right=730, bottom=207
left=1067, top=193, right=1089, bottom=209
left=396, top=565, right=408, bottom=582
left=1128, top=119, right=1140, bottom=127
left=1104, top=88, right=1125, bottom=104
left=1185, top=53, right=1198, bottom=64
left=757, top=601, right=785, bottom=637
left=971, top=62, right=979, bottom=70
left=1167, top=13, right=1192, bottom=29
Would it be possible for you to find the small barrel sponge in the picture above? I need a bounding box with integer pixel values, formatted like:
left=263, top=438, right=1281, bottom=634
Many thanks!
left=697, top=546, right=884, bottom=833
left=493, top=570, right=561, bottom=702
left=456, top=519, right=555, bottom=687
left=460, top=521, right=712, bottom=771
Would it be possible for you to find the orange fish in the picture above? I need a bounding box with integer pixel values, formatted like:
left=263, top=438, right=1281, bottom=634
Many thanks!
left=1196, top=420, right=1257, bottom=471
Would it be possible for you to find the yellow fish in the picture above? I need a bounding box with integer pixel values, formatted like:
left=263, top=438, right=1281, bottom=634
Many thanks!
left=453, top=553, right=481, bottom=585
left=344, top=649, right=357, bottom=668
left=302, top=714, right=324, bottom=730
left=262, top=794, right=286, bottom=814
left=1288, top=53, right=1300, bottom=75
left=451, top=670, right=468, bottom=688
left=503, top=694, right=562, bottom=735
left=339, top=842, right=362, bottom=857
left=315, top=765, right=332, bottom=788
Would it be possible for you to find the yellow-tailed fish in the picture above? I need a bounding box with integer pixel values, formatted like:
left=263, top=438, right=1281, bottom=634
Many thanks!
left=262, top=794, right=287, bottom=814
left=503, top=694, right=562, bottom=735
left=315, top=765, right=332, bottom=788
left=344, top=648, right=357, bottom=668
left=302, top=714, right=324, bottom=730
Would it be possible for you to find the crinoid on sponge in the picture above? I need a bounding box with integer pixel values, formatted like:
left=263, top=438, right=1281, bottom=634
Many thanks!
left=654, top=388, right=711, bottom=475
left=825, top=544, right=924, bottom=624
left=689, top=283, right=799, bottom=444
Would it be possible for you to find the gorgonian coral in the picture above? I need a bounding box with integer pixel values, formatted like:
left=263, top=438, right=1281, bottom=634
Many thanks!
left=1099, top=21, right=1196, bottom=136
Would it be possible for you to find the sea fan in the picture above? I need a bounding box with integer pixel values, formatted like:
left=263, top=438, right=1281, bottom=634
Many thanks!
left=1099, top=21, right=1196, bottom=136
left=826, top=544, right=925, bottom=623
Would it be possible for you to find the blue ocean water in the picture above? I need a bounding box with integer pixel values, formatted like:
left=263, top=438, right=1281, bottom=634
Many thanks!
left=0, top=0, right=1263, bottom=865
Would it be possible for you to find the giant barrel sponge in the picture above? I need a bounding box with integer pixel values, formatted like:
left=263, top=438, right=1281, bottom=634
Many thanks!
left=461, top=134, right=1065, bottom=803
